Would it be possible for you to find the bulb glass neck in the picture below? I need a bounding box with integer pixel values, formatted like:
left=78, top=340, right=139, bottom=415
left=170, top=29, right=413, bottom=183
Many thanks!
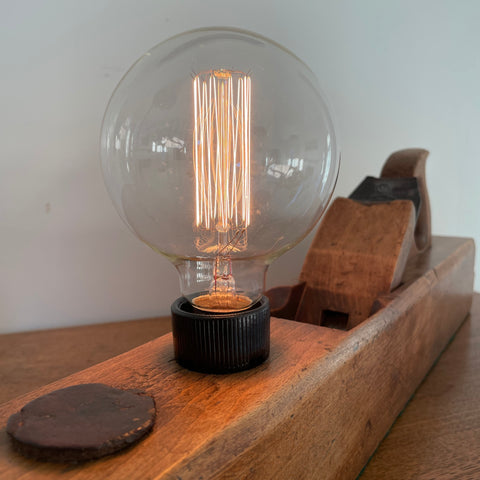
left=191, top=255, right=252, bottom=312
left=176, top=258, right=267, bottom=313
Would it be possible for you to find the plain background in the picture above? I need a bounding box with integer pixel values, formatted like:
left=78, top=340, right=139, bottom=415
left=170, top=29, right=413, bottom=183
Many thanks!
left=1, top=0, right=478, bottom=333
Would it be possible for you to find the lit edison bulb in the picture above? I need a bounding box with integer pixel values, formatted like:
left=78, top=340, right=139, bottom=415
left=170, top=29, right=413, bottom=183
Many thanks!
left=101, top=28, right=339, bottom=317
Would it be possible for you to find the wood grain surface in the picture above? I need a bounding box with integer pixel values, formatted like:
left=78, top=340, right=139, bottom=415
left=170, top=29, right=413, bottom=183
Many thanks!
left=0, top=317, right=171, bottom=404
left=298, top=197, right=416, bottom=328
left=292, top=148, right=431, bottom=330
left=0, top=237, right=475, bottom=480
left=360, top=293, right=480, bottom=480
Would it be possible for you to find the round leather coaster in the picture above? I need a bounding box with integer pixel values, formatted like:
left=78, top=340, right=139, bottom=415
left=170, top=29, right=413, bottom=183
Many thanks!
left=6, top=383, right=155, bottom=462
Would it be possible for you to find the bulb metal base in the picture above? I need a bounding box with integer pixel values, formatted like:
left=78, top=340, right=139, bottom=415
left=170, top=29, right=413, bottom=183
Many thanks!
left=171, top=296, right=270, bottom=374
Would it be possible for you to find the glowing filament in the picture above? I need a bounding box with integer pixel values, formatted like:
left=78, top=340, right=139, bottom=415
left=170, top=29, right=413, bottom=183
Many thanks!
left=192, top=69, right=253, bottom=312
left=193, top=70, right=251, bottom=243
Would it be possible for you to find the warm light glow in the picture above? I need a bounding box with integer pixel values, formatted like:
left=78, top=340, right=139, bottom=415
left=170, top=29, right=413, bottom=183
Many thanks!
left=193, top=69, right=251, bottom=242
left=192, top=69, right=252, bottom=311
left=193, top=293, right=252, bottom=312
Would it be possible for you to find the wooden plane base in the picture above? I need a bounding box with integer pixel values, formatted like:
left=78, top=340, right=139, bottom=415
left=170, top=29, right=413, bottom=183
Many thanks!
left=0, top=236, right=474, bottom=480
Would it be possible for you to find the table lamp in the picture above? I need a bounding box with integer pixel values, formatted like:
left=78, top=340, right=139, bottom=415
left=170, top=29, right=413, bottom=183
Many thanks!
left=100, top=27, right=339, bottom=373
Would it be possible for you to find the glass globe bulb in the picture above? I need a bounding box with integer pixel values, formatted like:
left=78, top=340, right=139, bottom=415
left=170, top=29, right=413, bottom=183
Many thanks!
left=101, top=28, right=339, bottom=314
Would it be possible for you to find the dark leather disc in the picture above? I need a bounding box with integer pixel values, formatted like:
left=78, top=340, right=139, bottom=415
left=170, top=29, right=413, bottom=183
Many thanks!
left=6, top=383, right=155, bottom=462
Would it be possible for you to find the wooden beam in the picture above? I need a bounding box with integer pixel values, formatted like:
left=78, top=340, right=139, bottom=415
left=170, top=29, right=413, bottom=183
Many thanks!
left=0, top=236, right=474, bottom=479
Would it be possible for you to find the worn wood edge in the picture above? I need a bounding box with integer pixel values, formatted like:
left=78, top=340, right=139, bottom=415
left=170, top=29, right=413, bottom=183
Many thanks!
left=206, top=238, right=475, bottom=480
left=329, top=238, right=474, bottom=478
left=380, top=148, right=431, bottom=253
left=359, top=293, right=480, bottom=480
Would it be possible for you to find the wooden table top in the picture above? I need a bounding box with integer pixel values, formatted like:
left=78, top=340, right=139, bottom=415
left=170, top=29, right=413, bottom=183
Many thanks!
left=1, top=294, right=478, bottom=479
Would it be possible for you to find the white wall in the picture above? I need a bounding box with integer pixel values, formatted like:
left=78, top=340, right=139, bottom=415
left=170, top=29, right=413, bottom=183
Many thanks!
left=1, top=0, right=478, bottom=333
